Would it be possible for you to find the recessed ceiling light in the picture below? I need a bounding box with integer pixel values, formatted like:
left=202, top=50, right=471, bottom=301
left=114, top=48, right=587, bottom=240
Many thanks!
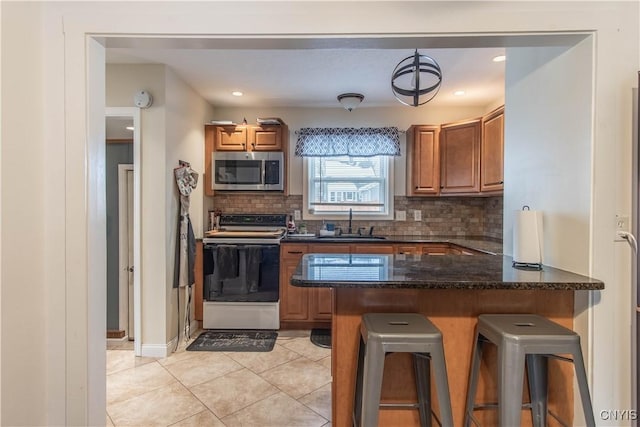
left=125, top=126, right=134, bottom=131
left=454, top=90, right=465, bottom=96
left=493, top=55, right=506, bottom=62
left=231, top=91, right=243, bottom=97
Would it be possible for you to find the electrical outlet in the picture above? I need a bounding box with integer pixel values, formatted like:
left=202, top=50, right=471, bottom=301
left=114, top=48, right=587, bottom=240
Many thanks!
left=616, top=215, right=629, bottom=232
left=395, top=210, right=406, bottom=221
left=294, top=210, right=301, bottom=221
left=414, top=210, right=422, bottom=221
left=615, top=215, right=630, bottom=241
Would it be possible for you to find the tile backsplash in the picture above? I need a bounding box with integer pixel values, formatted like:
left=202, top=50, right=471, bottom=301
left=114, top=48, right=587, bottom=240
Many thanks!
left=209, top=194, right=503, bottom=240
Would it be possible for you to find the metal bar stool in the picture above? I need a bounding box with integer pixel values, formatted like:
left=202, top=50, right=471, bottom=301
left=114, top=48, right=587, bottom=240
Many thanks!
left=353, top=313, right=454, bottom=427
left=464, top=314, right=595, bottom=427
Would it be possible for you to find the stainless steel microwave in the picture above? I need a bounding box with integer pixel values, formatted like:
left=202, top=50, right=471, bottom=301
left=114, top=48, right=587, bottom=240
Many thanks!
left=212, top=151, right=284, bottom=191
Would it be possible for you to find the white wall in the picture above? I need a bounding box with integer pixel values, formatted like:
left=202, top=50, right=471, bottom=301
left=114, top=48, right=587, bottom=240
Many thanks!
left=106, top=64, right=170, bottom=349
left=107, top=64, right=214, bottom=350
left=1, top=1, right=638, bottom=425
left=164, top=67, right=214, bottom=341
left=503, top=43, right=593, bottom=271
left=0, top=2, right=47, bottom=425
left=503, top=40, right=596, bottom=425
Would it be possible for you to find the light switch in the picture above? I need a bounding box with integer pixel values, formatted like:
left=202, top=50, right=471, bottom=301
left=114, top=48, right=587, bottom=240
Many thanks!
left=414, top=210, right=422, bottom=221
left=395, top=210, right=406, bottom=221
left=294, top=210, right=301, bottom=220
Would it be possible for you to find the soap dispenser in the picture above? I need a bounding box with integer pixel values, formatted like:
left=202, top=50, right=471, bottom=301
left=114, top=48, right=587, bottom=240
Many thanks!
left=287, top=215, right=297, bottom=234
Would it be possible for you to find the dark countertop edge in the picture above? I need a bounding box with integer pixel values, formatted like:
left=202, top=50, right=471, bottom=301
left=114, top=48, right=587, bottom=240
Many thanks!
left=282, top=235, right=503, bottom=255
left=289, top=278, right=604, bottom=291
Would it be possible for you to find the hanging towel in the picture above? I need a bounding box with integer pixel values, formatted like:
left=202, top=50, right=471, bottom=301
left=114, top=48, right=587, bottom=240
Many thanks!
left=174, top=163, right=199, bottom=288
left=215, top=245, right=239, bottom=280
left=245, top=246, right=263, bottom=292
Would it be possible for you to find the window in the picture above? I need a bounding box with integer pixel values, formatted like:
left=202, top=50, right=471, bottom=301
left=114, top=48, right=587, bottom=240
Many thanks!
left=305, top=155, right=393, bottom=218
left=296, top=126, right=399, bottom=220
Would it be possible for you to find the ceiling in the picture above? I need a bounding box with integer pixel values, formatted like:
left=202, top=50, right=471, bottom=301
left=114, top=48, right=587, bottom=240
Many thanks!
left=106, top=117, right=133, bottom=140
left=106, top=47, right=506, bottom=109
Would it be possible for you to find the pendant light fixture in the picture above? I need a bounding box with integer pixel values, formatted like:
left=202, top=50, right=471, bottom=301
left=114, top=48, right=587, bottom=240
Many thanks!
left=391, top=50, right=442, bottom=107
left=337, top=93, right=364, bottom=111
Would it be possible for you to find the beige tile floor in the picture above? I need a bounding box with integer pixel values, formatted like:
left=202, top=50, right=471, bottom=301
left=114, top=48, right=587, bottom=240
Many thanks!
left=106, top=330, right=332, bottom=427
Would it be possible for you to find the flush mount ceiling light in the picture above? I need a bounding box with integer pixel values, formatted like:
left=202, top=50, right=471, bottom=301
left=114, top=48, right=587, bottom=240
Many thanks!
left=337, top=93, right=364, bottom=111
left=231, top=91, right=243, bottom=97
left=391, top=50, right=442, bottom=107
left=492, top=55, right=506, bottom=62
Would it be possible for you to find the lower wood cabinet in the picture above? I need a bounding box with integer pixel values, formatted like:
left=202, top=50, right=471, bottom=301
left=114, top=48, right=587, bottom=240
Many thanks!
left=395, top=243, right=450, bottom=255
left=279, top=242, right=475, bottom=328
left=279, top=244, right=313, bottom=326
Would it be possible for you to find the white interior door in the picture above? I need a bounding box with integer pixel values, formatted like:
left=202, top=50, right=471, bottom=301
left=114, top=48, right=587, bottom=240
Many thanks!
left=126, top=169, right=134, bottom=339
left=117, top=164, right=134, bottom=339
left=107, top=107, right=141, bottom=356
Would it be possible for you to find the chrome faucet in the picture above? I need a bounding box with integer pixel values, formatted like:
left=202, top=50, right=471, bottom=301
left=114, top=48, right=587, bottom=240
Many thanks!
left=348, top=208, right=353, bottom=234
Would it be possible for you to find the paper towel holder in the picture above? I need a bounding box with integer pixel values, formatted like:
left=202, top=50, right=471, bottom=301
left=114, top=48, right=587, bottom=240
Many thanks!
left=512, top=205, right=543, bottom=271
left=512, top=262, right=543, bottom=271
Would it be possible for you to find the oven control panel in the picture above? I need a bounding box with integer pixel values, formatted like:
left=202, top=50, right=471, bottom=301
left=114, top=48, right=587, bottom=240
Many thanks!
left=219, top=214, right=288, bottom=228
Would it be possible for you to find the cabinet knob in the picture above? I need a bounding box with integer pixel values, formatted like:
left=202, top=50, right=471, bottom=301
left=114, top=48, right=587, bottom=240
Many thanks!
left=415, top=186, right=419, bottom=190
left=500, top=181, right=504, bottom=184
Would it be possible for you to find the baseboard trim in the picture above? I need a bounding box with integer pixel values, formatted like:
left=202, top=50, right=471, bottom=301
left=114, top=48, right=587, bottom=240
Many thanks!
left=141, top=340, right=174, bottom=358
left=140, top=320, right=201, bottom=358
left=106, top=335, right=129, bottom=344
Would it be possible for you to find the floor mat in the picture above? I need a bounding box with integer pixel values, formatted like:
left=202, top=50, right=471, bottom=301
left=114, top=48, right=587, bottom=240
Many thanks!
left=186, top=330, right=277, bottom=352
left=310, top=328, right=332, bottom=349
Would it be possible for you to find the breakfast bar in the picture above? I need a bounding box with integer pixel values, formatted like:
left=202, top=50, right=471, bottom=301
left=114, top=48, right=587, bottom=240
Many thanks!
left=291, top=253, right=604, bottom=426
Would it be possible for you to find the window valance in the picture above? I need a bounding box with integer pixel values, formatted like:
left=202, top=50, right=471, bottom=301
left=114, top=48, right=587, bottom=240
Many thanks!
left=295, top=127, right=401, bottom=157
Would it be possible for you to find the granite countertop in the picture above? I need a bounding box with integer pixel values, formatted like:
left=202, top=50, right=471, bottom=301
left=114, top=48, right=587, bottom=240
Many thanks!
left=290, top=253, right=604, bottom=290
left=282, top=235, right=503, bottom=255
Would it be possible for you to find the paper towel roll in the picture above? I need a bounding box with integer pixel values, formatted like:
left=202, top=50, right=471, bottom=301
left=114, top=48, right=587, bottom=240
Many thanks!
left=513, top=208, right=543, bottom=265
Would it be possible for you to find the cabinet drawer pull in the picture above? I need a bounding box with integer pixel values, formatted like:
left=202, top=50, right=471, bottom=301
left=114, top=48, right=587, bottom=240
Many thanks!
left=288, top=251, right=304, bottom=254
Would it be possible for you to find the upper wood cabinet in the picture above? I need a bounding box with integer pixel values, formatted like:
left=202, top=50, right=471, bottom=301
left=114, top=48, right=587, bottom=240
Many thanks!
left=480, top=106, right=505, bottom=192
left=406, top=106, right=504, bottom=197
left=406, top=125, right=440, bottom=196
left=213, top=124, right=283, bottom=151
left=204, top=123, right=288, bottom=196
left=440, top=118, right=481, bottom=194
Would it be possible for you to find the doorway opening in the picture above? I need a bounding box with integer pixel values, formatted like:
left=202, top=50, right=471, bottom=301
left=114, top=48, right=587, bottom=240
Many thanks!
left=105, top=107, right=141, bottom=356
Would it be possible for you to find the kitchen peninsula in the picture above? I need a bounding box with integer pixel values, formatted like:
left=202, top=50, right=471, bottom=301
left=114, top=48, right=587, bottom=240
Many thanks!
left=291, top=253, right=603, bottom=426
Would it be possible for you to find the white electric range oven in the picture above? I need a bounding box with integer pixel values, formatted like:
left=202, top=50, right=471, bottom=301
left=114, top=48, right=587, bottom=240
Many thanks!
left=202, top=214, right=287, bottom=329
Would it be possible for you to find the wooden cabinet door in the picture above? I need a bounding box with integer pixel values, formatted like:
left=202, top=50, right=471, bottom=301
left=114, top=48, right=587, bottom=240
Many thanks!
left=279, top=245, right=309, bottom=321
left=406, top=125, right=440, bottom=196
left=310, top=288, right=333, bottom=321
left=395, top=245, right=420, bottom=255
left=308, top=243, right=348, bottom=322
left=421, top=244, right=450, bottom=255
left=214, top=126, right=247, bottom=151
left=249, top=125, right=282, bottom=151
left=351, top=244, right=395, bottom=254
left=309, top=243, right=350, bottom=254
left=440, top=119, right=481, bottom=194
left=204, top=125, right=215, bottom=196
left=481, top=106, right=504, bottom=192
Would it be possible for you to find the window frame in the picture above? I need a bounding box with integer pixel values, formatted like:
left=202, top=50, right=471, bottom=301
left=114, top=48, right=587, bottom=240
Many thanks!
left=302, top=155, right=395, bottom=221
